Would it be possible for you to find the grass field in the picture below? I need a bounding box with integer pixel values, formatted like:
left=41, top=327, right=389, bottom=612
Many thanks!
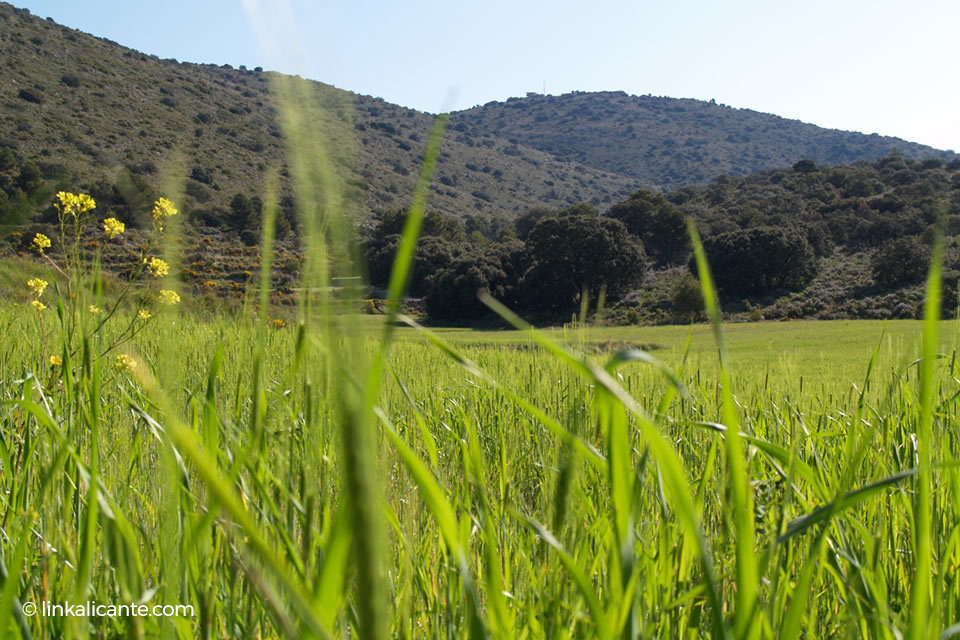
left=3, top=282, right=960, bottom=638
left=424, top=317, right=960, bottom=388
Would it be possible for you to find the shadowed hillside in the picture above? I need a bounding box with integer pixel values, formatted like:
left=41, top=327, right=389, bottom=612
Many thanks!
left=453, top=91, right=955, bottom=190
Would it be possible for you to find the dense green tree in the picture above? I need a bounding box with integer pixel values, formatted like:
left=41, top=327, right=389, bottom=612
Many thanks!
left=521, top=215, right=645, bottom=311
left=514, top=206, right=556, bottom=240
left=871, top=237, right=930, bottom=289
left=424, top=245, right=521, bottom=320
left=606, top=188, right=689, bottom=265
left=695, top=227, right=817, bottom=297
left=228, top=193, right=260, bottom=235
left=0, top=147, right=16, bottom=173
left=374, top=208, right=464, bottom=243
left=671, top=274, right=705, bottom=322
left=367, top=235, right=460, bottom=296
left=16, top=161, right=43, bottom=194
left=802, top=221, right=834, bottom=257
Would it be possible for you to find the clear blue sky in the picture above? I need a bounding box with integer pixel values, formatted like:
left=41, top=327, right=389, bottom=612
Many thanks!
left=15, top=0, right=960, bottom=152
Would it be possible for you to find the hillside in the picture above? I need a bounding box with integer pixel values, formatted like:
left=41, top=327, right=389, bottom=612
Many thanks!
left=2, top=0, right=956, bottom=242
left=0, top=2, right=635, bottom=232
left=453, top=91, right=955, bottom=190
left=641, top=154, right=960, bottom=321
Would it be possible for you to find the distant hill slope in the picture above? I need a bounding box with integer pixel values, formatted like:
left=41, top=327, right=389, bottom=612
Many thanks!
left=452, top=91, right=955, bottom=190
left=0, top=1, right=954, bottom=237
left=0, top=2, right=636, bottom=228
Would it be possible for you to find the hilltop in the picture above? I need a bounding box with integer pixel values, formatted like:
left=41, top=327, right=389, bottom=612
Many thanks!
left=453, top=91, right=955, bottom=190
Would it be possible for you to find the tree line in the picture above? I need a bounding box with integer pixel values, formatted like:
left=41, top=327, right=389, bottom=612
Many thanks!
left=365, top=187, right=821, bottom=321
left=366, top=154, right=960, bottom=322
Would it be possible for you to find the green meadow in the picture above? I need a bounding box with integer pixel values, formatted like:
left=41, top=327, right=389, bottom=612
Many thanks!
left=4, top=277, right=960, bottom=638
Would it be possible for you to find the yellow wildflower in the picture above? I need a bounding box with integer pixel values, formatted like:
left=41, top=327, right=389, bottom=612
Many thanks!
left=89, top=305, right=102, bottom=315
left=76, top=194, right=96, bottom=212
left=32, top=233, right=51, bottom=253
left=49, top=355, right=62, bottom=366
left=103, top=217, right=125, bottom=239
left=31, top=300, right=46, bottom=311
left=55, top=191, right=78, bottom=214
left=115, top=353, right=136, bottom=372
left=158, top=289, right=180, bottom=305
left=146, top=257, right=169, bottom=278
left=152, top=197, right=178, bottom=219
left=27, top=277, right=48, bottom=297
left=272, top=318, right=286, bottom=329
left=138, top=309, right=152, bottom=320
left=54, top=191, right=95, bottom=217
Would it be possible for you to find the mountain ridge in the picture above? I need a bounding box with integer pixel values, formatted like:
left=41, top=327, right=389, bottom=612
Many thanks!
left=452, top=90, right=954, bottom=190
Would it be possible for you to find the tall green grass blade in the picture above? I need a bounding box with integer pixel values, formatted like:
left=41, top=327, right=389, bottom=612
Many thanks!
left=908, top=215, right=944, bottom=640
left=514, top=510, right=612, bottom=640
left=687, top=219, right=758, bottom=638
left=377, top=409, right=488, bottom=638
left=779, top=468, right=920, bottom=541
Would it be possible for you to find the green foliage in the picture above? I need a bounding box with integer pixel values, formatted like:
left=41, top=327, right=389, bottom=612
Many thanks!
left=374, top=207, right=465, bottom=243
left=521, top=213, right=645, bottom=311
left=368, top=234, right=461, bottom=296
left=423, top=248, right=517, bottom=319
left=694, top=226, right=818, bottom=298
left=607, top=188, right=690, bottom=264
left=514, top=206, right=556, bottom=240
left=16, top=161, right=43, bottom=194
left=671, top=273, right=705, bottom=321
left=228, top=192, right=263, bottom=241
left=871, top=236, right=930, bottom=289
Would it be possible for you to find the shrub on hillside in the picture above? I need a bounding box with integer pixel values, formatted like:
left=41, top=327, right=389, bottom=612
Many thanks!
left=671, top=274, right=705, bottom=322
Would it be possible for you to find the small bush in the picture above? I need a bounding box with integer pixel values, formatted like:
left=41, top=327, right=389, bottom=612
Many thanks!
left=671, top=274, right=704, bottom=322
left=17, top=88, right=42, bottom=104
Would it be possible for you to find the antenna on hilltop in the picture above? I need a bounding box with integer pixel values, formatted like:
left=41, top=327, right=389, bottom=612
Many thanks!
left=543, top=80, right=546, bottom=95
